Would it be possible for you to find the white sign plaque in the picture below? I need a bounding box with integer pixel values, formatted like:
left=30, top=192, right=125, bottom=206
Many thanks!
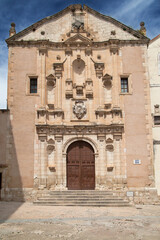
left=127, top=191, right=134, bottom=197
left=133, top=159, right=141, bottom=165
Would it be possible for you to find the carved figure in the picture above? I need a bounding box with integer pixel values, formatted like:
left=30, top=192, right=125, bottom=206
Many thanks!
left=73, top=101, right=86, bottom=119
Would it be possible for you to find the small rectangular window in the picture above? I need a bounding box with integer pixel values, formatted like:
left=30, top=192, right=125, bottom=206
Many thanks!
left=121, top=77, right=128, bottom=93
left=154, top=116, right=160, bottom=125
left=30, top=78, right=37, bottom=93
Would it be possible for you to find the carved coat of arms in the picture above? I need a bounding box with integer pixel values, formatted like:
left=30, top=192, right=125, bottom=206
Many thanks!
left=73, top=101, right=87, bottom=119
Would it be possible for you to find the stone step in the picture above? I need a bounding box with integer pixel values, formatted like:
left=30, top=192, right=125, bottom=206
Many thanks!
left=37, top=198, right=127, bottom=202
left=34, top=202, right=130, bottom=207
left=34, top=190, right=130, bottom=207
left=38, top=195, right=118, bottom=198
left=45, top=191, right=113, bottom=195
left=37, top=197, right=124, bottom=201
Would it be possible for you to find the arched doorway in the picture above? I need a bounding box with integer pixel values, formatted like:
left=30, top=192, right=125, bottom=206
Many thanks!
left=67, top=141, right=95, bottom=190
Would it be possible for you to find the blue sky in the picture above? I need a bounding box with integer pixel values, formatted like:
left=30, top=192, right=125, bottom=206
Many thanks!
left=0, top=0, right=160, bottom=109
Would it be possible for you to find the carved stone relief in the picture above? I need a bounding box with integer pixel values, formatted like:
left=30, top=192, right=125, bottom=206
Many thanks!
left=73, top=101, right=87, bottom=119
left=91, top=59, right=104, bottom=78
left=102, top=74, right=112, bottom=89
left=46, top=74, right=56, bottom=87
left=154, top=104, right=160, bottom=114
left=72, top=19, right=84, bottom=31
left=109, top=39, right=120, bottom=54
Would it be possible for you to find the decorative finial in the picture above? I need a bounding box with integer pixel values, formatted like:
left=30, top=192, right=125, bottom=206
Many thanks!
left=140, top=22, right=146, bottom=36
left=9, top=22, right=16, bottom=37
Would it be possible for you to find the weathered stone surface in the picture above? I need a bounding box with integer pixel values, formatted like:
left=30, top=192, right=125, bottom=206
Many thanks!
left=0, top=4, right=156, bottom=203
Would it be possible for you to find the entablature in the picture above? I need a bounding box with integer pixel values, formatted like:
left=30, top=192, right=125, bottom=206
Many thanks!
left=6, top=39, right=149, bottom=49
left=36, top=123, right=124, bottom=140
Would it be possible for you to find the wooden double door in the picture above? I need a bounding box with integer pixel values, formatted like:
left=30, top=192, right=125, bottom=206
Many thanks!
left=67, top=141, right=95, bottom=190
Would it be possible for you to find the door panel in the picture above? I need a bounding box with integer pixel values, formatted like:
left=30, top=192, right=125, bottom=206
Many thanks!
left=67, top=141, right=95, bottom=190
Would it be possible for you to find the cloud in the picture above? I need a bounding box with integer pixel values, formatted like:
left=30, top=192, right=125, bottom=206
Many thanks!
left=113, top=0, right=155, bottom=19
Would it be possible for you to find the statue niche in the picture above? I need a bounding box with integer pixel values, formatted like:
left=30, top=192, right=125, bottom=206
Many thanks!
left=72, top=58, right=85, bottom=95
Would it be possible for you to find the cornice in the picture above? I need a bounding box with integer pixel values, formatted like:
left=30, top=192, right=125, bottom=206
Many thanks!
left=6, top=38, right=149, bottom=48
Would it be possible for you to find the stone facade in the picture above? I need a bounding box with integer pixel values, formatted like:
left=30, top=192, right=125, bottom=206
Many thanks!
left=2, top=4, right=157, bottom=203
left=148, top=35, right=160, bottom=195
left=0, top=110, right=9, bottom=199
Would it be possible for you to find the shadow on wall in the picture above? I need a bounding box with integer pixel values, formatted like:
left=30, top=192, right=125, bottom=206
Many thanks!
left=0, top=110, right=24, bottom=223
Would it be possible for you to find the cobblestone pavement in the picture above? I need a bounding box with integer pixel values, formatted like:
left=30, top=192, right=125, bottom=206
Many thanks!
left=0, top=202, right=160, bottom=240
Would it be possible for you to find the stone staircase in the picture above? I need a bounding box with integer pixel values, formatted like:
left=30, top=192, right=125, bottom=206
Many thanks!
left=34, top=190, right=131, bottom=207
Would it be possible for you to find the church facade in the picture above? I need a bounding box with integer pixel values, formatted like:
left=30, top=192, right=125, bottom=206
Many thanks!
left=2, top=4, right=157, bottom=202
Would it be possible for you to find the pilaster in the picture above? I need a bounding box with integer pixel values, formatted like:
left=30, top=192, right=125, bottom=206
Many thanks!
left=55, top=135, right=64, bottom=189
left=39, top=136, right=47, bottom=189
left=53, top=63, right=64, bottom=109
left=109, top=39, right=120, bottom=108
left=39, top=47, right=47, bottom=106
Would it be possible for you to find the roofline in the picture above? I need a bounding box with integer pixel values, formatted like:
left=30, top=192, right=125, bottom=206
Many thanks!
left=6, top=4, right=149, bottom=44
left=150, top=34, right=160, bottom=44
left=83, top=4, right=149, bottom=41
left=6, top=4, right=80, bottom=43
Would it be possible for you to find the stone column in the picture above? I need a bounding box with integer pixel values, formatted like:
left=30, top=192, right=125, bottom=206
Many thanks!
left=47, top=143, right=56, bottom=189
left=39, top=47, right=47, bottom=106
left=95, top=153, right=99, bottom=189
left=39, top=137, right=47, bottom=189
left=62, top=153, right=67, bottom=188
left=97, top=135, right=106, bottom=188
left=55, top=135, right=64, bottom=189
left=114, top=138, right=121, bottom=181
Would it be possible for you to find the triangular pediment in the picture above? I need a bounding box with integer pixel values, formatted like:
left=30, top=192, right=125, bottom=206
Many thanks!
left=65, top=34, right=92, bottom=44
left=6, top=4, right=149, bottom=44
left=46, top=74, right=56, bottom=80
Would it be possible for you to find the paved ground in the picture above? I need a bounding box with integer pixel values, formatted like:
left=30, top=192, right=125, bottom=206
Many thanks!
left=0, top=202, right=160, bottom=240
